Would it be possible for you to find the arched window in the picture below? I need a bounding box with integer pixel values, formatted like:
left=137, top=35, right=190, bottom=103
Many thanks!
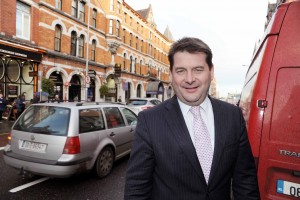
left=92, top=9, right=97, bottom=28
left=134, top=58, right=137, bottom=73
left=139, top=60, right=142, bottom=75
left=116, top=20, right=120, bottom=37
left=78, top=35, right=84, bottom=58
left=130, top=56, right=133, bottom=72
left=91, top=39, right=96, bottom=61
left=123, top=53, right=126, bottom=70
left=70, top=31, right=77, bottom=56
left=54, top=25, right=62, bottom=51
left=123, top=29, right=126, bottom=43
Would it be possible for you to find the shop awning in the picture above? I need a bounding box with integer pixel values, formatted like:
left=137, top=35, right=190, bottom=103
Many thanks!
left=146, top=81, right=164, bottom=95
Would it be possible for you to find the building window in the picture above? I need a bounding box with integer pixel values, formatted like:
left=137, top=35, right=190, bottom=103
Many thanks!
left=130, top=17, right=132, bottom=26
left=130, top=56, right=133, bottom=72
left=141, top=40, right=143, bottom=52
left=137, top=22, right=139, bottom=31
left=78, top=35, right=84, bottom=58
left=124, top=12, right=127, bottom=23
left=92, top=9, right=97, bottom=28
left=117, top=1, right=121, bottom=14
left=71, top=31, right=77, bottom=56
left=123, top=53, right=126, bottom=70
left=56, top=0, right=62, bottom=10
left=149, top=32, right=152, bottom=40
left=54, top=25, right=62, bottom=51
left=134, top=58, right=137, bottom=73
left=16, top=1, right=30, bottom=40
left=78, top=1, right=85, bottom=22
left=109, top=19, right=113, bottom=35
left=71, top=0, right=78, bottom=18
left=139, top=60, right=142, bottom=74
left=135, top=37, right=138, bottom=49
left=129, top=33, right=132, bottom=46
left=91, top=40, right=96, bottom=61
left=123, top=29, right=126, bottom=43
left=110, top=0, right=114, bottom=11
left=116, top=20, right=120, bottom=37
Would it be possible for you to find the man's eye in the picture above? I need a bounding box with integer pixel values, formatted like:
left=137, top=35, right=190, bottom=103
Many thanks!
left=194, top=68, right=203, bottom=73
left=176, top=69, right=185, bottom=74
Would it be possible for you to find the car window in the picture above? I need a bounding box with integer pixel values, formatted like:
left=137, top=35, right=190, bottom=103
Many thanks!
left=150, top=99, right=161, bottom=105
left=13, top=105, right=70, bottom=136
left=120, top=108, right=137, bottom=125
left=127, top=100, right=147, bottom=105
left=79, top=108, right=105, bottom=133
left=103, top=107, right=125, bottom=129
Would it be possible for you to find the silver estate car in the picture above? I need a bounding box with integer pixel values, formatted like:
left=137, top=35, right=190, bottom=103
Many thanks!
left=3, top=102, right=137, bottom=178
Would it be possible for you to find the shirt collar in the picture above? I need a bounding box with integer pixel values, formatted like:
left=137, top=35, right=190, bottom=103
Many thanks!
left=177, top=96, right=210, bottom=115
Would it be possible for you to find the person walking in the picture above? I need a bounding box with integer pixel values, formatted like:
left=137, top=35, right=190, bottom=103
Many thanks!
left=16, top=93, right=26, bottom=119
left=124, top=37, right=260, bottom=200
left=0, top=92, right=7, bottom=122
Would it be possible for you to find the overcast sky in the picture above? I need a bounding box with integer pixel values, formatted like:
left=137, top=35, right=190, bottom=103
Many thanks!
left=125, top=0, right=276, bottom=97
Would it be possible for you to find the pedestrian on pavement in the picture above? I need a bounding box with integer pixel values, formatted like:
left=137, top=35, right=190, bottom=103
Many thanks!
left=124, top=37, right=260, bottom=200
left=16, top=93, right=26, bottom=119
left=0, top=92, right=7, bottom=122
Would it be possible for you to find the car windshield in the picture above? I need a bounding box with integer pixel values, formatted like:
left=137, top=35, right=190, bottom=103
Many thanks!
left=13, top=105, right=70, bottom=136
left=127, top=100, right=147, bottom=106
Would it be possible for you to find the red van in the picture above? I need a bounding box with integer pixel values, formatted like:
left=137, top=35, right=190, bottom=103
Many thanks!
left=239, top=1, right=300, bottom=199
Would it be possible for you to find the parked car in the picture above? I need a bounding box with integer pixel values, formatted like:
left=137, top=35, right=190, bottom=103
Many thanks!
left=239, top=1, right=300, bottom=199
left=3, top=102, right=137, bottom=178
left=126, top=97, right=161, bottom=114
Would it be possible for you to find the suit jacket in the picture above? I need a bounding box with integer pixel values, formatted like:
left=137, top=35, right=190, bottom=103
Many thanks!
left=124, top=96, right=259, bottom=200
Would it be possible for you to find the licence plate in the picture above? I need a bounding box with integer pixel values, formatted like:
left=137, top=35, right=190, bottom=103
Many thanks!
left=21, top=140, right=47, bottom=153
left=277, top=180, right=300, bottom=198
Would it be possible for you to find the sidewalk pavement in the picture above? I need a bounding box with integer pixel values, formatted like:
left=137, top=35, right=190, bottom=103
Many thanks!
left=0, top=120, right=14, bottom=147
left=0, top=120, right=14, bottom=134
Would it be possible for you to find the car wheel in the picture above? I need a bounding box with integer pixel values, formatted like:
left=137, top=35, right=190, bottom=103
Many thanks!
left=95, top=147, right=114, bottom=178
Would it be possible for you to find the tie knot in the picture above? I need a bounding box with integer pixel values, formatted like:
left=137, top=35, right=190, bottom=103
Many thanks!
left=190, top=106, right=201, bottom=118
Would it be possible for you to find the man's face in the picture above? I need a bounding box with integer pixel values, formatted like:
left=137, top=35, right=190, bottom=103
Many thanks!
left=170, top=51, right=214, bottom=106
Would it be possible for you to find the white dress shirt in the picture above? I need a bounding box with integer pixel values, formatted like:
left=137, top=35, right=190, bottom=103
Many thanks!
left=177, top=96, right=215, bottom=151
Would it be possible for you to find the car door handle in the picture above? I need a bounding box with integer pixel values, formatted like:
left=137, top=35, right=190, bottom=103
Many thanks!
left=110, top=132, right=115, bottom=136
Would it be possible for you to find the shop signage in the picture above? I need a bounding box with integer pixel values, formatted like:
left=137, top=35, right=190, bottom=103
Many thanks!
left=0, top=43, right=42, bottom=61
left=29, top=71, right=38, bottom=77
left=88, top=70, right=96, bottom=78
left=114, top=63, right=121, bottom=77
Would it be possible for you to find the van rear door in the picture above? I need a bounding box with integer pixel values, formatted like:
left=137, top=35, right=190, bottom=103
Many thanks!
left=258, top=2, right=300, bottom=199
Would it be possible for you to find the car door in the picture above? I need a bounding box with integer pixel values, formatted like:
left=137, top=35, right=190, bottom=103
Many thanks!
left=103, top=107, right=132, bottom=159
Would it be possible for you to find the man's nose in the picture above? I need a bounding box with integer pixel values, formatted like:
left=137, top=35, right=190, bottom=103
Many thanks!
left=185, top=71, right=194, bottom=83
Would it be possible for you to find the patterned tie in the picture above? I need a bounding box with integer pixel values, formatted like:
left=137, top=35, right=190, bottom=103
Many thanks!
left=190, top=106, right=213, bottom=183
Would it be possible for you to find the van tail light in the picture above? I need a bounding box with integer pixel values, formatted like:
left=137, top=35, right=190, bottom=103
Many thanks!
left=141, top=106, right=152, bottom=110
left=7, top=132, right=12, bottom=145
left=63, top=136, right=80, bottom=154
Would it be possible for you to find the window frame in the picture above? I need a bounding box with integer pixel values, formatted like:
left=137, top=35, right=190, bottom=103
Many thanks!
left=78, top=35, right=84, bottom=58
left=91, top=39, right=96, bottom=61
left=54, top=25, right=62, bottom=51
left=16, top=1, right=31, bottom=40
left=92, top=9, right=97, bottom=28
left=71, top=31, right=77, bottom=56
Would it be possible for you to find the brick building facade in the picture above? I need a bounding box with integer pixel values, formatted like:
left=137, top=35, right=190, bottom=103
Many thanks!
left=0, top=0, right=173, bottom=103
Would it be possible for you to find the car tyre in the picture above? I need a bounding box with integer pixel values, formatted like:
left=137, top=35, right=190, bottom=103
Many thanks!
left=95, top=147, right=114, bottom=178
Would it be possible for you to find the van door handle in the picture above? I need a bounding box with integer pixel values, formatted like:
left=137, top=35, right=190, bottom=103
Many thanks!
left=110, top=132, right=115, bottom=137
left=293, top=171, right=300, bottom=177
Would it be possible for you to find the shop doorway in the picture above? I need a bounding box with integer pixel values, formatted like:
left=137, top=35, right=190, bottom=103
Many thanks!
left=69, top=75, right=81, bottom=101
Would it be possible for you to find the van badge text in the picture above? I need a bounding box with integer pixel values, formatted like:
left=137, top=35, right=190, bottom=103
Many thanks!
left=279, top=150, right=300, bottom=158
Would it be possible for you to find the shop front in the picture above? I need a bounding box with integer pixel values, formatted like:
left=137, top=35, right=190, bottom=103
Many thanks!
left=0, top=40, right=44, bottom=104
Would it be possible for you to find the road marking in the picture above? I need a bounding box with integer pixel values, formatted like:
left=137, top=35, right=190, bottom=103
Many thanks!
left=9, top=177, right=50, bottom=193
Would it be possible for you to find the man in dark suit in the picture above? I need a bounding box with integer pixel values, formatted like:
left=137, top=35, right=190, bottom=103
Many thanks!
left=124, top=37, right=260, bottom=200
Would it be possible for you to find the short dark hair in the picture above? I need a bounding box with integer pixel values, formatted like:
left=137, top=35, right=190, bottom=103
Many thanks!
left=168, top=37, right=213, bottom=71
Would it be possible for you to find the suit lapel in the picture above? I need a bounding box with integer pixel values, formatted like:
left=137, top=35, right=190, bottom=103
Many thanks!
left=208, top=98, right=226, bottom=184
left=164, top=96, right=206, bottom=183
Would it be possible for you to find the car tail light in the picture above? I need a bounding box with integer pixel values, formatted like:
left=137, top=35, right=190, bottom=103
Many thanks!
left=7, top=132, right=11, bottom=145
left=141, top=106, right=152, bottom=110
left=63, top=136, right=80, bottom=154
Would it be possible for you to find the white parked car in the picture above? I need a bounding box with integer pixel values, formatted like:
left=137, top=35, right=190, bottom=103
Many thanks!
left=126, top=98, right=161, bottom=114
